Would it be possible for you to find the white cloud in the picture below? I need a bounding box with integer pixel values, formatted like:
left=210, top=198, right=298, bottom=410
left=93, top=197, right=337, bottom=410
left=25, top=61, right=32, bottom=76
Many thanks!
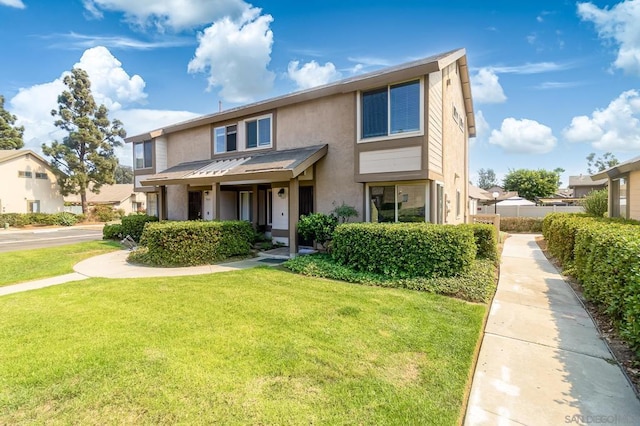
left=473, top=110, right=490, bottom=145
left=578, top=0, right=640, bottom=75
left=0, top=0, right=25, bottom=8
left=563, top=89, right=640, bottom=150
left=83, top=0, right=248, bottom=31
left=287, top=60, right=341, bottom=90
left=488, top=61, right=571, bottom=74
left=489, top=118, right=557, bottom=154
left=7, top=47, right=194, bottom=167
left=48, top=32, right=193, bottom=50
left=471, top=68, right=507, bottom=104
left=187, top=8, right=274, bottom=103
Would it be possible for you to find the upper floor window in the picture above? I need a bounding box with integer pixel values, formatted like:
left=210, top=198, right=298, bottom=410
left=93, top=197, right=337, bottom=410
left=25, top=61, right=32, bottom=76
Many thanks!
left=35, top=172, right=48, bottom=180
left=361, top=80, right=421, bottom=140
left=214, top=125, right=237, bottom=154
left=246, top=116, right=272, bottom=149
left=135, top=140, right=153, bottom=169
left=18, top=171, right=32, bottom=178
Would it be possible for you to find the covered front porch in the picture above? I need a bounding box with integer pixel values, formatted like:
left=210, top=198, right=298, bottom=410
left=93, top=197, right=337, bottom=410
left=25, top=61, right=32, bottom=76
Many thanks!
left=140, top=145, right=327, bottom=257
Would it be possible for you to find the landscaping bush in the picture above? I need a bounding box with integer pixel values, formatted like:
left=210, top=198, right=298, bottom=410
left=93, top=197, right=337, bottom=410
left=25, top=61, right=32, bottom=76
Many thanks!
left=581, top=189, right=608, bottom=217
left=51, top=212, right=79, bottom=226
left=500, top=217, right=543, bottom=233
left=121, top=214, right=158, bottom=242
left=284, top=254, right=496, bottom=303
left=130, top=220, right=255, bottom=266
left=331, top=223, right=476, bottom=278
left=461, top=223, right=498, bottom=262
left=0, top=212, right=79, bottom=227
left=90, top=205, right=121, bottom=222
left=103, top=223, right=123, bottom=240
left=297, top=212, right=338, bottom=248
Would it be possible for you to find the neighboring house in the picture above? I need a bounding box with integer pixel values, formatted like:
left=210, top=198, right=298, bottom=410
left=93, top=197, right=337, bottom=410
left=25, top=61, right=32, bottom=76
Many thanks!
left=0, top=149, right=64, bottom=214
left=468, top=184, right=492, bottom=213
left=568, top=175, right=608, bottom=198
left=591, top=155, right=640, bottom=220
left=496, top=196, right=535, bottom=207
left=127, top=48, right=475, bottom=255
left=65, top=184, right=146, bottom=215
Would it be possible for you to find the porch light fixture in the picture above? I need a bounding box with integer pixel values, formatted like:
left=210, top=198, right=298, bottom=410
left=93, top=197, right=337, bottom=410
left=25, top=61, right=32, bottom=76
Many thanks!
left=492, top=191, right=499, bottom=214
left=278, top=188, right=286, bottom=199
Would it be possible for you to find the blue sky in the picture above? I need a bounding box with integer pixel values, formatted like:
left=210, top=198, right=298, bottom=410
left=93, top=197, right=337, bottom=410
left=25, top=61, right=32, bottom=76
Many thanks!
left=1, top=0, right=639, bottom=187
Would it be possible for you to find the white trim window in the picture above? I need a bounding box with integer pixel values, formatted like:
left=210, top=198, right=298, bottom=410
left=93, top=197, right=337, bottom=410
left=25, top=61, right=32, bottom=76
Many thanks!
left=134, top=140, right=153, bottom=169
left=245, top=115, right=272, bottom=149
left=359, top=79, right=423, bottom=142
left=367, top=183, right=429, bottom=223
left=214, top=124, right=238, bottom=154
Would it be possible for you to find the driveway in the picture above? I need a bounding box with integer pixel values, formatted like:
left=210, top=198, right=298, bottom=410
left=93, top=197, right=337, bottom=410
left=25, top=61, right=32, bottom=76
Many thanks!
left=0, top=226, right=103, bottom=252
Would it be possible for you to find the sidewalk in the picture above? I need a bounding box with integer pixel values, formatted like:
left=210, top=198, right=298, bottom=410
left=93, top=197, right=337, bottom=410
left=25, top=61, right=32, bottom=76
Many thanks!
left=0, top=250, right=284, bottom=296
left=465, top=234, right=640, bottom=425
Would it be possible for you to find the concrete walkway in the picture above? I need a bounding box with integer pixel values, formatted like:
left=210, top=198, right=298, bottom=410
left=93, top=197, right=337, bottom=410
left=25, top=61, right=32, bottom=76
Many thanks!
left=0, top=250, right=284, bottom=296
left=465, top=234, right=640, bottom=425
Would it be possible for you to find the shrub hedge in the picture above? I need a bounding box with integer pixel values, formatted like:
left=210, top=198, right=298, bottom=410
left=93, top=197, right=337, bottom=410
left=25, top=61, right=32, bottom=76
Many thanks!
left=331, top=223, right=476, bottom=278
left=543, top=213, right=640, bottom=354
left=121, top=214, right=159, bottom=242
left=500, top=217, right=543, bottom=233
left=103, top=223, right=123, bottom=240
left=0, top=212, right=80, bottom=227
left=130, top=220, right=255, bottom=266
left=461, top=223, right=498, bottom=262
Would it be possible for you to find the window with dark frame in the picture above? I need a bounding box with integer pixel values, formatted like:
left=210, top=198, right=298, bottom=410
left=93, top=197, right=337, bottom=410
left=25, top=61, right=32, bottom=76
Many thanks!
left=214, top=125, right=237, bottom=154
left=135, top=140, right=153, bottom=169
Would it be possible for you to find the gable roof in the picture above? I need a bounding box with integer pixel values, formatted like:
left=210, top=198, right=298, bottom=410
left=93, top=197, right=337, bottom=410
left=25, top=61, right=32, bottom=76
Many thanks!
left=468, top=184, right=492, bottom=200
left=126, top=48, right=475, bottom=143
left=591, top=155, right=640, bottom=180
left=0, top=149, right=51, bottom=167
left=65, top=184, right=137, bottom=204
left=568, top=175, right=608, bottom=187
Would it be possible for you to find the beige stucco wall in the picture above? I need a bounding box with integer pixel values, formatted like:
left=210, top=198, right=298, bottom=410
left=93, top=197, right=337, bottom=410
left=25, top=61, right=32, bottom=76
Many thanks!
left=629, top=170, right=640, bottom=220
left=0, top=154, right=64, bottom=214
left=276, top=93, right=363, bottom=217
left=166, top=126, right=211, bottom=168
left=441, top=62, right=469, bottom=224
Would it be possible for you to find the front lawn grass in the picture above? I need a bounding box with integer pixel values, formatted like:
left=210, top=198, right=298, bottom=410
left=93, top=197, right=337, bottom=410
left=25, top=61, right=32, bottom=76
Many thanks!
left=0, top=268, right=485, bottom=425
left=0, top=241, right=120, bottom=287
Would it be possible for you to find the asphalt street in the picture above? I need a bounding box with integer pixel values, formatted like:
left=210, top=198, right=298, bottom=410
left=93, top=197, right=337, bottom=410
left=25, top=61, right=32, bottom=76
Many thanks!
left=0, top=227, right=104, bottom=253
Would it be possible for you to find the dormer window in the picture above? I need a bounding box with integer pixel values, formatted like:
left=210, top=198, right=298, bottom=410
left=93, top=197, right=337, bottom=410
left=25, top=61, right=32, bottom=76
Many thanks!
left=360, top=79, right=422, bottom=141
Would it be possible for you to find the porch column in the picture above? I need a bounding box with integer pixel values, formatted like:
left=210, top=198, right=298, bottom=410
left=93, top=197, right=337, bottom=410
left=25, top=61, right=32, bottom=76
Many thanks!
left=214, top=183, right=221, bottom=220
left=610, top=179, right=620, bottom=218
left=252, top=184, right=259, bottom=229
left=159, top=186, right=166, bottom=220
left=288, top=177, right=299, bottom=257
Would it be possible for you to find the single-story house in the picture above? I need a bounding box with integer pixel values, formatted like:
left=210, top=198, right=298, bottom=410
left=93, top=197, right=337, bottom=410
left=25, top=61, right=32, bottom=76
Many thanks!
left=591, top=155, right=640, bottom=220
left=568, top=175, right=608, bottom=198
left=65, top=184, right=146, bottom=215
left=468, top=184, right=492, bottom=213
left=126, top=48, right=476, bottom=256
left=0, top=149, right=64, bottom=214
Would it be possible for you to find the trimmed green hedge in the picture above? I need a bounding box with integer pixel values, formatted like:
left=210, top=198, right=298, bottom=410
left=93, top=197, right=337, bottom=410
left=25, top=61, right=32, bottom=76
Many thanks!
left=331, top=223, right=476, bottom=278
left=121, top=214, right=159, bottom=242
left=500, top=217, right=543, bottom=233
left=103, top=223, right=123, bottom=240
left=0, top=212, right=79, bottom=227
left=130, top=220, right=255, bottom=266
left=461, top=223, right=498, bottom=262
left=543, top=213, right=640, bottom=354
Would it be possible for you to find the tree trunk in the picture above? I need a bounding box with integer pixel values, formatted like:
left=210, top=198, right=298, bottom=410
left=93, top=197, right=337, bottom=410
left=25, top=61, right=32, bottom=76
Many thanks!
left=81, top=190, right=88, bottom=216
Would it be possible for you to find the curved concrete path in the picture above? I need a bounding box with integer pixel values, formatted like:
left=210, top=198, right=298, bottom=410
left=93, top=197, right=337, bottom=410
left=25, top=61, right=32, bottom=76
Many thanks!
left=465, top=234, right=640, bottom=425
left=0, top=250, right=280, bottom=296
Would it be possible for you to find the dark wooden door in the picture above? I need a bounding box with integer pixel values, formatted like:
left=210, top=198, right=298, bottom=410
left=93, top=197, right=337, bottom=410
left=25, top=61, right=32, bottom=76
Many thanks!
left=298, top=186, right=314, bottom=246
left=188, top=191, right=202, bottom=220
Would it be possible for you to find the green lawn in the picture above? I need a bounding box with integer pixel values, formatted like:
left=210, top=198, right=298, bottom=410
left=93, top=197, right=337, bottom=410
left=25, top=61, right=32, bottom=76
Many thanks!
left=0, top=241, right=121, bottom=287
left=0, top=268, right=485, bottom=425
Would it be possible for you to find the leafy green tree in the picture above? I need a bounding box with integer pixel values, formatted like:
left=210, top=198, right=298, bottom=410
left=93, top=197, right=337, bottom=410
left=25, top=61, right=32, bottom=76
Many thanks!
left=587, top=152, right=619, bottom=174
left=0, top=95, right=24, bottom=150
left=502, top=168, right=561, bottom=201
left=477, top=168, right=498, bottom=190
left=581, top=189, right=608, bottom=217
left=42, top=68, right=126, bottom=214
left=114, top=164, right=133, bottom=184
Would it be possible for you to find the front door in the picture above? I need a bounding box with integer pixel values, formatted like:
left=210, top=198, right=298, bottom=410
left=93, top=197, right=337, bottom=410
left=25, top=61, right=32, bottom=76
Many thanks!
left=298, top=186, right=314, bottom=246
left=188, top=191, right=202, bottom=220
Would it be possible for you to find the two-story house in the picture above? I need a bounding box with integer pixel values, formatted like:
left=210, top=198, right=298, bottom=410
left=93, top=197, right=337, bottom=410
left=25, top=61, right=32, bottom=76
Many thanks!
left=126, top=48, right=475, bottom=256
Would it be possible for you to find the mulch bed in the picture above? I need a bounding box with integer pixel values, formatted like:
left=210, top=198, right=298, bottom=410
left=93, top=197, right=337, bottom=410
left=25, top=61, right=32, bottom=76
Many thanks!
left=535, top=236, right=640, bottom=396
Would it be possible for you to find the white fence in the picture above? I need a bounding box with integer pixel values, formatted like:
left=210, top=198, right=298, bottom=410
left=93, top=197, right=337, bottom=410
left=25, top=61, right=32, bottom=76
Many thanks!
left=476, top=205, right=584, bottom=218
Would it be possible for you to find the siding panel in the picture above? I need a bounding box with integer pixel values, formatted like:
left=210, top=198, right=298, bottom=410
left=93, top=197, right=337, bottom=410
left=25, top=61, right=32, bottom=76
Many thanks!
left=359, top=146, right=422, bottom=174
left=428, top=71, right=443, bottom=174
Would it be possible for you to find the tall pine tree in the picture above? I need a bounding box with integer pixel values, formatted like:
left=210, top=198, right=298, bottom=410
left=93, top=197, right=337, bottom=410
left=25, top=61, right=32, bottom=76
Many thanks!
left=42, top=68, right=126, bottom=214
left=0, top=95, right=24, bottom=150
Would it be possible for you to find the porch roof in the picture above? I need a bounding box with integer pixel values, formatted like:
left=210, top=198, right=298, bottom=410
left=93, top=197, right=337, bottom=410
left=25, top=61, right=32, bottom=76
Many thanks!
left=591, top=155, right=640, bottom=180
left=140, top=144, right=328, bottom=186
